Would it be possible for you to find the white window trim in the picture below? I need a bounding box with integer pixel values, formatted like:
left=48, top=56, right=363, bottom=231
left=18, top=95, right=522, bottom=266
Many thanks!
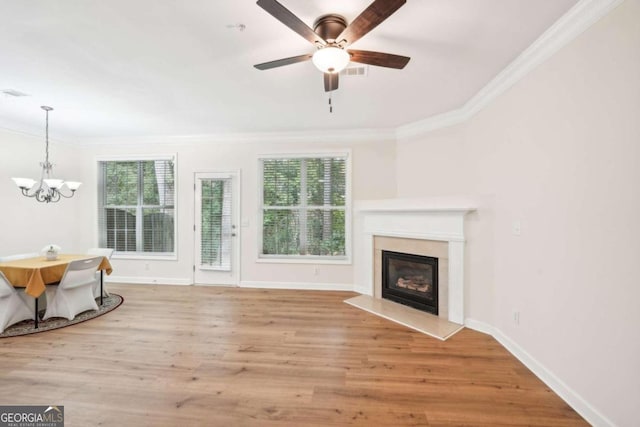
left=97, top=153, right=178, bottom=261
left=257, top=150, right=352, bottom=265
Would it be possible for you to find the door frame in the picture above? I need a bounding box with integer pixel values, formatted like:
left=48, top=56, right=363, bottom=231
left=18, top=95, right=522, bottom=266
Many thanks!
left=193, top=170, right=241, bottom=286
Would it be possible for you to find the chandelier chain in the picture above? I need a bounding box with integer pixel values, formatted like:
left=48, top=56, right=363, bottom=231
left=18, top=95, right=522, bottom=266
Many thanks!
left=44, top=108, right=50, bottom=169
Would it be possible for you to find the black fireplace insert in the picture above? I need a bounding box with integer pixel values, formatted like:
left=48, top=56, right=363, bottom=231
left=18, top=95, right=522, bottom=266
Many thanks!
left=381, top=250, right=438, bottom=315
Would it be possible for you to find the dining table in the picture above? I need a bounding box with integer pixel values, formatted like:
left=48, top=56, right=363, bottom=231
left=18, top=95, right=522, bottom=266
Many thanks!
left=0, top=254, right=113, bottom=328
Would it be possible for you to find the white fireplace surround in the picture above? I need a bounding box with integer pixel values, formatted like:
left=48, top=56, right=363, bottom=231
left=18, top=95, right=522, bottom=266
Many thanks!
left=354, top=198, right=476, bottom=325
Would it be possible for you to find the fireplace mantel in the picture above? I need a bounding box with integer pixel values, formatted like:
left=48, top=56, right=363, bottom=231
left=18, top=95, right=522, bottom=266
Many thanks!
left=355, top=197, right=476, bottom=214
left=353, top=198, right=476, bottom=325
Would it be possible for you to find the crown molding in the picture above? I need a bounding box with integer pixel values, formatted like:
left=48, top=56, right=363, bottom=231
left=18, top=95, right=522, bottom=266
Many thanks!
left=77, top=127, right=397, bottom=146
left=0, top=124, right=78, bottom=146
left=396, top=0, right=624, bottom=140
left=1, top=122, right=395, bottom=147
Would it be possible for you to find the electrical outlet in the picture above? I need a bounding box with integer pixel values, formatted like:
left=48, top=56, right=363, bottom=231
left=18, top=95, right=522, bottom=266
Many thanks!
left=313, top=267, right=319, bottom=276
left=513, top=310, right=520, bottom=325
left=145, top=263, right=150, bottom=271
left=512, top=220, right=522, bottom=236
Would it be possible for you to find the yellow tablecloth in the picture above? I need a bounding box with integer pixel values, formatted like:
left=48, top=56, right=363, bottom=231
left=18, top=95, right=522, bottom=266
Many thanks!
left=0, top=254, right=113, bottom=298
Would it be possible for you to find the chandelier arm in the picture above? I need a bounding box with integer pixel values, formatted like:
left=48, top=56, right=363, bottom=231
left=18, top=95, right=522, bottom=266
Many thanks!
left=57, top=188, right=77, bottom=199
left=35, top=189, right=49, bottom=203
left=20, top=187, right=38, bottom=198
left=49, top=190, right=61, bottom=203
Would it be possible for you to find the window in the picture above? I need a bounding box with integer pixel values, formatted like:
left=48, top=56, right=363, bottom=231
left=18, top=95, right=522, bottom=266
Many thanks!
left=98, top=157, right=176, bottom=257
left=199, top=176, right=232, bottom=270
left=259, top=154, right=349, bottom=260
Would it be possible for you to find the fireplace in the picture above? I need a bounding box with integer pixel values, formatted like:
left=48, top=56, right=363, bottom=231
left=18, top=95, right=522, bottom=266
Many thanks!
left=354, top=198, right=475, bottom=324
left=381, top=250, right=438, bottom=315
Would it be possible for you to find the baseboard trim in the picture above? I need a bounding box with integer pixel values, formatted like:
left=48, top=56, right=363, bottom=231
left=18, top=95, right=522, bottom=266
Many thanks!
left=107, top=278, right=354, bottom=290
left=106, top=276, right=192, bottom=286
left=464, top=318, right=614, bottom=427
left=463, top=318, right=495, bottom=336
left=239, top=280, right=354, bottom=291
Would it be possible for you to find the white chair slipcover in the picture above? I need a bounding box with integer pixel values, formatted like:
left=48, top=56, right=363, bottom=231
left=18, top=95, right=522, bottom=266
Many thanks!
left=87, top=248, right=114, bottom=299
left=42, top=257, right=102, bottom=321
left=0, top=272, right=35, bottom=333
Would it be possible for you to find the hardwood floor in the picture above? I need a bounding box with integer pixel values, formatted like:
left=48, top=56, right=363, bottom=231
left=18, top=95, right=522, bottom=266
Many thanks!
left=0, top=285, right=587, bottom=426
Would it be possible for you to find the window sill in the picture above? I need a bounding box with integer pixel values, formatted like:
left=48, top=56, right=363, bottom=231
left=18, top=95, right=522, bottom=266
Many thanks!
left=256, top=256, right=352, bottom=266
left=112, top=253, right=178, bottom=261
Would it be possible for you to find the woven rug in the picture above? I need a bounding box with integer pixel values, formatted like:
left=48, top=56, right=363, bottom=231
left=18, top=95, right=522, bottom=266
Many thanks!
left=0, top=293, right=123, bottom=338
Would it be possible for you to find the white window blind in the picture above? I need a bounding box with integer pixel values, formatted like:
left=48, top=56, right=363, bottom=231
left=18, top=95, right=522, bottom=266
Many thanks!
left=98, top=158, right=176, bottom=255
left=260, top=155, right=347, bottom=259
left=200, top=178, right=232, bottom=270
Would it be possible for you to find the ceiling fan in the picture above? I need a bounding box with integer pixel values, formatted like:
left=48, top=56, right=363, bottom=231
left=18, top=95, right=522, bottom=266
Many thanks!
left=254, top=0, right=411, bottom=93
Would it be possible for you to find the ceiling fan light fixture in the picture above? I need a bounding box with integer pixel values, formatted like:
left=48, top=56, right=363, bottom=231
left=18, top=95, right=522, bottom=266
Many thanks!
left=312, top=46, right=350, bottom=73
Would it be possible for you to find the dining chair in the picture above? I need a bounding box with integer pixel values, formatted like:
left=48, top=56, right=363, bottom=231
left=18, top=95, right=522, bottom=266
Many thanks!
left=42, top=257, right=102, bottom=321
left=0, top=272, right=36, bottom=334
left=0, top=253, right=39, bottom=262
left=87, top=248, right=114, bottom=300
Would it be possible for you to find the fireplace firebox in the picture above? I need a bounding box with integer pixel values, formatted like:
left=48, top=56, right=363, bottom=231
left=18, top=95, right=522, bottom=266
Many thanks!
left=381, top=250, right=438, bottom=315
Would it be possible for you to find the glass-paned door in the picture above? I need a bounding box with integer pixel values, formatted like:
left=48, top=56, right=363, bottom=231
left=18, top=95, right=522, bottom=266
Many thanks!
left=194, top=172, right=239, bottom=285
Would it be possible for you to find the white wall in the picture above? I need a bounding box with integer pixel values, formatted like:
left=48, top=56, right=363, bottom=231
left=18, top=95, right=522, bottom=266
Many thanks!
left=0, top=129, right=85, bottom=255
left=396, top=1, right=639, bottom=425
left=72, top=136, right=397, bottom=288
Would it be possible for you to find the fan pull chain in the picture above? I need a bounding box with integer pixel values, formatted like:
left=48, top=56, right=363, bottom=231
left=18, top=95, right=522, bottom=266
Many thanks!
left=328, top=74, right=334, bottom=113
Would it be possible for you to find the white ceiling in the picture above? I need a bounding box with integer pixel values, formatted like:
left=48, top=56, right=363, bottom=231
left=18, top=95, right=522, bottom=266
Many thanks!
left=0, top=0, right=579, bottom=141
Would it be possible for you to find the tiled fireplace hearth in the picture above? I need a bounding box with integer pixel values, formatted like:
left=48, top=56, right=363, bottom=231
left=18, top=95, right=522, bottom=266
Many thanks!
left=351, top=198, right=475, bottom=333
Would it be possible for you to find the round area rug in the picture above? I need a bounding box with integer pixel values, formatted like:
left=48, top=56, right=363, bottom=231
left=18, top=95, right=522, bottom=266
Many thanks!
left=0, top=293, right=123, bottom=338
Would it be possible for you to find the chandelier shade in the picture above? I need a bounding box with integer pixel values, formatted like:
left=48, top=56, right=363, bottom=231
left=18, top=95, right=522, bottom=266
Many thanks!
left=12, top=106, right=81, bottom=203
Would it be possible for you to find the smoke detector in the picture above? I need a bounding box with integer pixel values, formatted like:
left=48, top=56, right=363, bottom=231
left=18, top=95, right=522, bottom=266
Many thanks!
left=1, top=89, right=30, bottom=97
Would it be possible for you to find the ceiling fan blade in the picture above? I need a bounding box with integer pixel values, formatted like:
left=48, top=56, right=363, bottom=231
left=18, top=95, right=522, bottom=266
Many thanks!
left=254, top=54, right=313, bottom=70
left=337, top=0, right=406, bottom=46
left=257, top=0, right=326, bottom=46
left=324, top=72, right=339, bottom=92
left=348, top=49, right=410, bottom=69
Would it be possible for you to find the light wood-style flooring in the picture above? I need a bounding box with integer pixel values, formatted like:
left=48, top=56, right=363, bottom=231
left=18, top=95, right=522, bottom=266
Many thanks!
left=0, top=285, right=587, bottom=426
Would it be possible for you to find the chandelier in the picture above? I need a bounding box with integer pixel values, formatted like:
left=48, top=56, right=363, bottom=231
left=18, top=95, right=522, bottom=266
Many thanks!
left=12, top=106, right=81, bottom=203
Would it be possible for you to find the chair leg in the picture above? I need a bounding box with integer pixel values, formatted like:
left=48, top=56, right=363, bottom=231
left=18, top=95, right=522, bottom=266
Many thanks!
left=34, top=298, right=39, bottom=329
left=100, top=270, right=104, bottom=306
